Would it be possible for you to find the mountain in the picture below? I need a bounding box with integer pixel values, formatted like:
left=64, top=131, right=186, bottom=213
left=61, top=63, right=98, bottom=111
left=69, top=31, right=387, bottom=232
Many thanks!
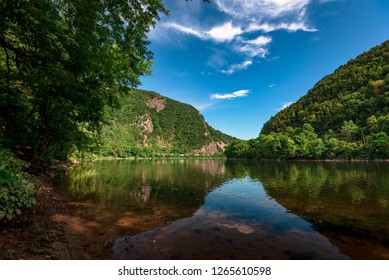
left=261, top=40, right=389, bottom=136
left=91, top=89, right=235, bottom=158
left=225, top=40, right=389, bottom=159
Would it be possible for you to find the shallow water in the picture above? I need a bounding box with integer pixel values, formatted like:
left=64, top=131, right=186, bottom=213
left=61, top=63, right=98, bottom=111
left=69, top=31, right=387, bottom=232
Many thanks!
left=56, top=159, right=389, bottom=259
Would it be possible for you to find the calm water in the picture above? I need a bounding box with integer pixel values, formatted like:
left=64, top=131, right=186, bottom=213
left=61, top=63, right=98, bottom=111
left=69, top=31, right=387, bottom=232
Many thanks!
left=56, top=159, right=389, bottom=259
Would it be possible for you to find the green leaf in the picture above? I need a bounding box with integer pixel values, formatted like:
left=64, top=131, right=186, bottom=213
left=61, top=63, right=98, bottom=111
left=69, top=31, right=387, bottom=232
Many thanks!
left=0, top=211, right=5, bottom=220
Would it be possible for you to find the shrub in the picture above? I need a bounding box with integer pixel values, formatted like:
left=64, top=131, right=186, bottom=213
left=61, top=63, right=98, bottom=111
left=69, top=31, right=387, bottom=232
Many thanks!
left=0, top=147, right=36, bottom=221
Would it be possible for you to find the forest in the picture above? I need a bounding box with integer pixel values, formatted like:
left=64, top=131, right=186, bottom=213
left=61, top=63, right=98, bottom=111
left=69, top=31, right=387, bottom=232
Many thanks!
left=225, top=40, right=389, bottom=160
left=73, top=89, right=234, bottom=160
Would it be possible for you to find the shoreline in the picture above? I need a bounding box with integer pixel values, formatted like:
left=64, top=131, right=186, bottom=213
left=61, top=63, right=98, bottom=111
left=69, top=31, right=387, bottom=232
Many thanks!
left=0, top=167, right=113, bottom=260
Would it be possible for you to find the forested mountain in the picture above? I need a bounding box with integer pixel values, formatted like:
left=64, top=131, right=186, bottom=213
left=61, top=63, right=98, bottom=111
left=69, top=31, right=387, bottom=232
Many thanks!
left=262, top=40, right=389, bottom=136
left=226, top=40, right=389, bottom=159
left=76, top=89, right=235, bottom=159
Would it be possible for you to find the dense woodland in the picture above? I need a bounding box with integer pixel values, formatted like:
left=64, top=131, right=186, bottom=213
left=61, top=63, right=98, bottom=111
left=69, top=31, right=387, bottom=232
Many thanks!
left=226, top=40, right=389, bottom=160
left=73, top=89, right=234, bottom=160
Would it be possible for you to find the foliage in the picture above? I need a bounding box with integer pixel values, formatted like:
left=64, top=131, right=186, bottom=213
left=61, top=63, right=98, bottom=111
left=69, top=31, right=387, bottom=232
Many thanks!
left=75, top=89, right=235, bottom=159
left=367, top=132, right=389, bottom=158
left=0, top=147, right=35, bottom=221
left=0, top=0, right=167, bottom=163
left=224, top=140, right=250, bottom=158
left=226, top=40, right=389, bottom=160
left=261, top=40, right=389, bottom=137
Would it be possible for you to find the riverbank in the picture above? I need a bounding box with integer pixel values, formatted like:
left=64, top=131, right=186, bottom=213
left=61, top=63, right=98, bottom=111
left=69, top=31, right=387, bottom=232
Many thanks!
left=0, top=164, right=113, bottom=260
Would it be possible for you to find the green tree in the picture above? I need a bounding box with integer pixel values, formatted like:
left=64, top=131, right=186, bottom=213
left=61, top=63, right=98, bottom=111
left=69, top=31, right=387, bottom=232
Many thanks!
left=294, top=123, right=324, bottom=158
left=368, top=132, right=389, bottom=158
left=341, top=120, right=359, bottom=141
left=377, top=113, right=389, bottom=134
left=0, top=0, right=167, bottom=163
left=367, top=115, right=378, bottom=134
left=224, top=140, right=250, bottom=158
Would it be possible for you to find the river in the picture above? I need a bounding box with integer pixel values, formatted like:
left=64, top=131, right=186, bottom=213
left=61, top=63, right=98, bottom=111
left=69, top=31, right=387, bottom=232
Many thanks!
left=54, top=159, right=389, bottom=259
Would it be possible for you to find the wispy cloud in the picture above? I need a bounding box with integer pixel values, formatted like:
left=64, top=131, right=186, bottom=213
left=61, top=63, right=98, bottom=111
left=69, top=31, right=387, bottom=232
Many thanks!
left=280, top=101, right=294, bottom=110
left=219, top=60, right=252, bottom=75
left=247, top=22, right=317, bottom=33
left=175, top=71, right=189, bottom=78
left=210, top=89, right=250, bottom=100
left=193, top=101, right=217, bottom=112
left=207, top=48, right=229, bottom=69
left=164, top=21, right=243, bottom=43
left=153, top=0, right=320, bottom=74
left=215, top=0, right=311, bottom=19
left=234, top=35, right=272, bottom=59
left=164, top=22, right=206, bottom=39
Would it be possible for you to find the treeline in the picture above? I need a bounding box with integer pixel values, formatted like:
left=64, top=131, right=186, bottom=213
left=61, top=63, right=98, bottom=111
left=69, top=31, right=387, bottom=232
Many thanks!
left=226, top=40, right=389, bottom=160
left=225, top=123, right=389, bottom=159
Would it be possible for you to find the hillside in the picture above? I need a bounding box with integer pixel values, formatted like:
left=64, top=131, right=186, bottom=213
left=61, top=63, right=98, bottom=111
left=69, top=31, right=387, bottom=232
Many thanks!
left=225, top=40, right=389, bottom=159
left=262, top=40, right=389, bottom=136
left=86, top=89, right=235, bottom=158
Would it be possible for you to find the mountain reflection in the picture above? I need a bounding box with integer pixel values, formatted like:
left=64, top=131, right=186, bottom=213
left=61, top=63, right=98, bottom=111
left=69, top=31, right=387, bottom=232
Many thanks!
left=57, top=159, right=389, bottom=259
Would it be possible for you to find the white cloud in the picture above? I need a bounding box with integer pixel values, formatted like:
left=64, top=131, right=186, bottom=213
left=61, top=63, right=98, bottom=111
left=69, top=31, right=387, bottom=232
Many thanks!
left=245, top=36, right=272, bottom=46
left=206, top=22, right=243, bottom=42
left=277, top=22, right=317, bottom=32
left=164, top=22, right=206, bottom=39
left=155, top=0, right=319, bottom=75
left=280, top=101, right=294, bottom=110
left=219, top=60, right=252, bottom=75
left=214, top=0, right=317, bottom=36
left=164, top=21, right=243, bottom=43
left=234, top=35, right=272, bottom=58
left=210, top=89, right=250, bottom=100
left=247, top=22, right=316, bottom=33
left=215, top=0, right=311, bottom=18
left=237, top=45, right=268, bottom=59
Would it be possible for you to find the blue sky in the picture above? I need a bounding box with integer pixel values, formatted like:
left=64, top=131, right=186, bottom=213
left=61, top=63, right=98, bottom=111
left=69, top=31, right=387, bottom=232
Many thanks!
left=140, top=0, right=389, bottom=140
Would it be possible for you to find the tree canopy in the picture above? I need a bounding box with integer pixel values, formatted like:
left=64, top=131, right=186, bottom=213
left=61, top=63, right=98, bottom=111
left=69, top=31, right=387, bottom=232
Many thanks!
left=0, top=0, right=166, bottom=163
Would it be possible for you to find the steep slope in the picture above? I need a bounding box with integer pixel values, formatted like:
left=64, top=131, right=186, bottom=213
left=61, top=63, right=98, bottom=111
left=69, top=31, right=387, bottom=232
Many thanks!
left=96, top=89, right=235, bottom=157
left=261, top=40, right=389, bottom=136
left=225, top=40, right=389, bottom=159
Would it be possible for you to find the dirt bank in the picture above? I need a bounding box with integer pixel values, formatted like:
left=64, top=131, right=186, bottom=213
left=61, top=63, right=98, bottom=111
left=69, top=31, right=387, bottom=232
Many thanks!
left=0, top=167, right=114, bottom=260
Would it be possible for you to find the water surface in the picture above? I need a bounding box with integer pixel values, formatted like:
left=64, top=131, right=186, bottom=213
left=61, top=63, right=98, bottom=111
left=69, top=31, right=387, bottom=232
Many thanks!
left=56, top=159, right=389, bottom=259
